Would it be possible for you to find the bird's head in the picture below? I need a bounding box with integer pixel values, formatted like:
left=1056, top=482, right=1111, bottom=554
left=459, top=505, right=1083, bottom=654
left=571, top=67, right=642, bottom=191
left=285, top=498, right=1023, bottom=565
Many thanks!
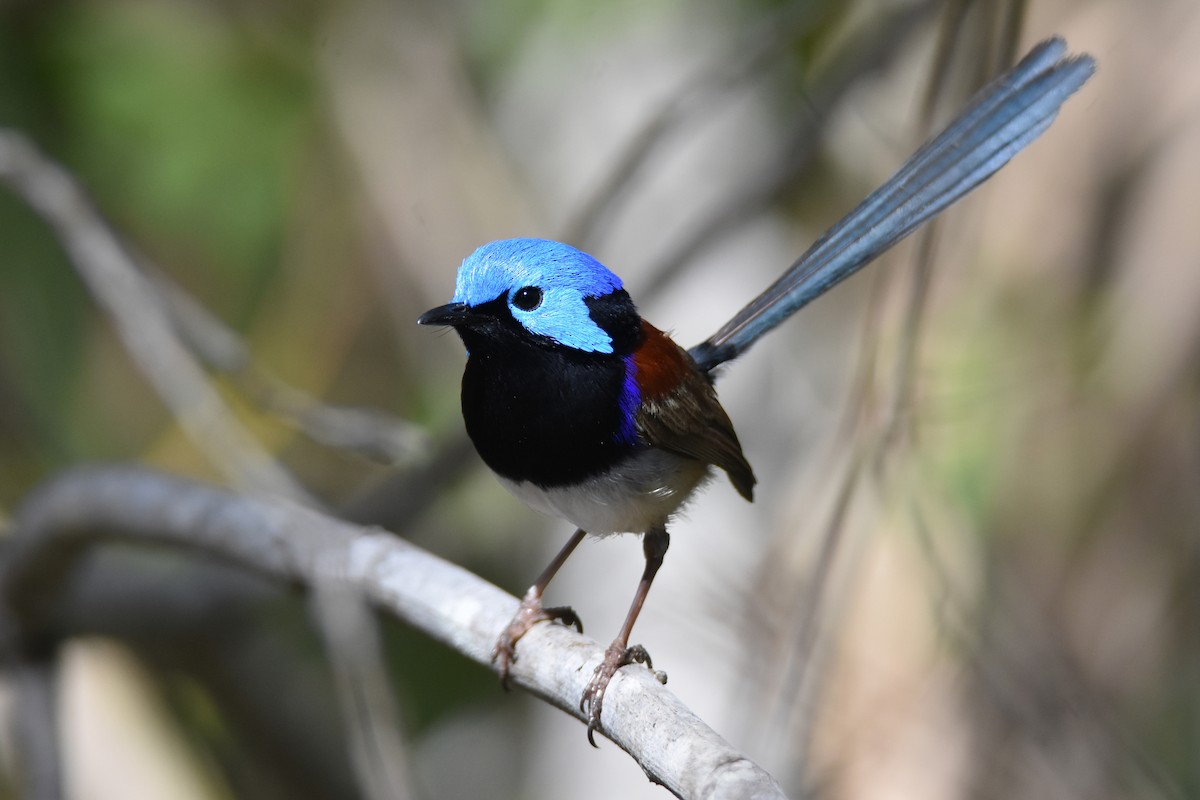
left=418, top=238, right=643, bottom=356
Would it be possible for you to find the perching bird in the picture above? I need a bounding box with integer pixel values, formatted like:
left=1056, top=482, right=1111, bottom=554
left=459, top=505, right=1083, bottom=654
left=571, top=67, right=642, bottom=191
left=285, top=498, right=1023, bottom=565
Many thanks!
left=418, top=38, right=1094, bottom=743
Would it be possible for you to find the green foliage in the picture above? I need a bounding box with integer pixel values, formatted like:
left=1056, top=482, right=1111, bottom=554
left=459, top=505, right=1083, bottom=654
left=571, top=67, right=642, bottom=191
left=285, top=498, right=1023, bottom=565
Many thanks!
left=43, top=1, right=316, bottom=315
left=0, top=191, right=89, bottom=467
left=0, top=1, right=321, bottom=491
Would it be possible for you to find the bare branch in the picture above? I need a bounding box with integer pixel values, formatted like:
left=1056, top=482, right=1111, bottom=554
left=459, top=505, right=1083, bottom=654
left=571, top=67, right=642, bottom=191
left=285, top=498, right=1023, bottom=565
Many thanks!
left=3, top=466, right=787, bottom=800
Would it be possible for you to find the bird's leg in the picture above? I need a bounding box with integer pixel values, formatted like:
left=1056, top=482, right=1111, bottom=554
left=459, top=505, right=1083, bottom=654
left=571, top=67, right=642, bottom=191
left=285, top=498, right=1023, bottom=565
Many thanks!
left=493, top=527, right=587, bottom=687
left=581, top=524, right=670, bottom=746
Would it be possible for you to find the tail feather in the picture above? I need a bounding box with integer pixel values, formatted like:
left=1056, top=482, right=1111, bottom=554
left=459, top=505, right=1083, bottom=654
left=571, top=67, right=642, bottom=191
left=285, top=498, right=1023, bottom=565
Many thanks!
left=690, top=37, right=1095, bottom=372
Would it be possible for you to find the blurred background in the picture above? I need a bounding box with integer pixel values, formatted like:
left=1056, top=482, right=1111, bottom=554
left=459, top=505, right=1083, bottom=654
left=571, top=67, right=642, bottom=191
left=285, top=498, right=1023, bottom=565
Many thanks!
left=0, top=0, right=1197, bottom=798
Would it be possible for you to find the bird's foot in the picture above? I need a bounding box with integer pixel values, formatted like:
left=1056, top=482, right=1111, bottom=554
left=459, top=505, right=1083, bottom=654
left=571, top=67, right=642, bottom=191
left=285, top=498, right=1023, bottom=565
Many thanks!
left=492, top=589, right=582, bottom=689
left=580, top=641, right=666, bottom=746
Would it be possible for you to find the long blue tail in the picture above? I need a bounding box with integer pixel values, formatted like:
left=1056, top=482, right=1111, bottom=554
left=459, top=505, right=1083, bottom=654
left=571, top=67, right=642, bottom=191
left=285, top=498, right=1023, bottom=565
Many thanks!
left=689, top=37, right=1095, bottom=372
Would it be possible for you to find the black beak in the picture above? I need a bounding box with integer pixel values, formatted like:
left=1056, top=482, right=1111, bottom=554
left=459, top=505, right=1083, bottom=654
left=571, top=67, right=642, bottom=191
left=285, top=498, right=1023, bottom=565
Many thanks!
left=417, top=302, right=475, bottom=327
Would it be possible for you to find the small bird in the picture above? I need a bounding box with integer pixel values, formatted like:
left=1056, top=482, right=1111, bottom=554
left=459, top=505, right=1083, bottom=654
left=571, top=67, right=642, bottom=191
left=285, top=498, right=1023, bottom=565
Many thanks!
left=419, top=38, right=1093, bottom=743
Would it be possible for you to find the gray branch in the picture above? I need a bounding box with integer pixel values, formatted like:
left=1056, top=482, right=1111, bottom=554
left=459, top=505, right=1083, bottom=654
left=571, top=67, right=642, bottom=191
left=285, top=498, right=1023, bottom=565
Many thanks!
left=3, top=466, right=786, bottom=800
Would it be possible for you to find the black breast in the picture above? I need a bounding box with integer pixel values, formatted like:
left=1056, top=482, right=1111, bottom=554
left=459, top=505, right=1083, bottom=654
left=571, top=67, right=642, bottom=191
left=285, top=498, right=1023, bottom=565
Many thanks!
left=456, top=291, right=645, bottom=488
left=461, top=344, right=635, bottom=487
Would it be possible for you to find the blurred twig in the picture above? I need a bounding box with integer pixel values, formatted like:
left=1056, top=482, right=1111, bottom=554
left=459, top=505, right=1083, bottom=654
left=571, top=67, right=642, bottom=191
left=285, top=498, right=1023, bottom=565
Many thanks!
left=560, top=1, right=837, bottom=248
left=339, top=431, right=477, bottom=527
left=0, top=129, right=316, bottom=505
left=738, top=0, right=945, bottom=759
left=879, top=0, right=1029, bottom=457
left=3, top=465, right=788, bottom=800
left=0, top=126, right=427, bottom=497
left=152, top=272, right=430, bottom=467
left=753, top=4, right=1044, bottom=786
left=310, top=555, right=417, bottom=800
left=51, top=551, right=367, bottom=799
left=10, top=657, right=63, bottom=800
left=640, top=0, right=937, bottom=300
left=763, top=443, right=868, bottom=783
left=904, top=493, right=1190, bottom=800
left=872, top=0, right=968, bottom=457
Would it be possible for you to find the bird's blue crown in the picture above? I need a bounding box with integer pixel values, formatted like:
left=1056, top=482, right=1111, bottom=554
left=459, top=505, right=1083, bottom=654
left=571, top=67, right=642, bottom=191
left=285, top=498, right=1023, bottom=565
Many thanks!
left=453, top=238, right=625, bottom=354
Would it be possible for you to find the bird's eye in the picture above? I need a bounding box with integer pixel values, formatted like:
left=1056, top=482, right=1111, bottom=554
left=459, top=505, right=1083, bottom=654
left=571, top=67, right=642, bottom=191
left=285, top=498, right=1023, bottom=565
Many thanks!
left=511, top=286, right=543, bottom=311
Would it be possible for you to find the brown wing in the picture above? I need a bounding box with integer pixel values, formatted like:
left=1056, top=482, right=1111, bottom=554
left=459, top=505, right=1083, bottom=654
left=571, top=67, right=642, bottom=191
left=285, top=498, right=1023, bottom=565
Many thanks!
left=632, top=323, right=756, bottom=501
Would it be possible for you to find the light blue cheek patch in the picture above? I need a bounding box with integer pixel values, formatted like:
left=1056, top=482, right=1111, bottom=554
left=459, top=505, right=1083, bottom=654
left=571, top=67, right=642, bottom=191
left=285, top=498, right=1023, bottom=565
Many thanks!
left=509, top=285, right=613, bottom=353
left=452, top=238, right=625, bottom=354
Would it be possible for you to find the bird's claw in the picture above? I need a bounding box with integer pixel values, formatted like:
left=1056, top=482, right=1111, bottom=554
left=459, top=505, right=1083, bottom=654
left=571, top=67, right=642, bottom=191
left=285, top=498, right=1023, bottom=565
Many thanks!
left=581, top=641, right=659, bottom=747
left=492, top=591, right=583, bottom=689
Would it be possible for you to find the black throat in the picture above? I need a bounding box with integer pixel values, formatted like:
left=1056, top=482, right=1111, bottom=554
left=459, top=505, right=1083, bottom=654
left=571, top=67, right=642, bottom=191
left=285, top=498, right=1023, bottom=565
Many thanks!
left=456, top=291, right=643, bottom=488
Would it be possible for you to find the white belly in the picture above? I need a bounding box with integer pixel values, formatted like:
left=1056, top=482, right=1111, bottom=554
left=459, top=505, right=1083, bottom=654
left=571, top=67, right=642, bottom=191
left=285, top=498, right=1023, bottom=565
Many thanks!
left=497, top=449, right=710, bottom=535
